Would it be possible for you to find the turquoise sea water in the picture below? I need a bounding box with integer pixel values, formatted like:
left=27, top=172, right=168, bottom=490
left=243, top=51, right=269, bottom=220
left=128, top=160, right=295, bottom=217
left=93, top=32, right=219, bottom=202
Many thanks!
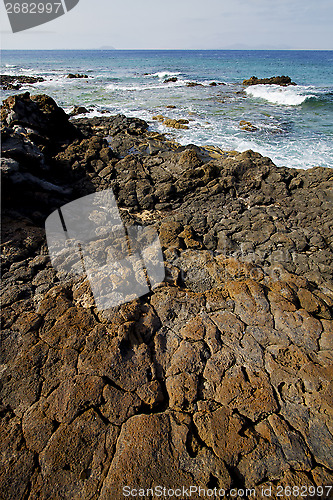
left=1, top=50, right=333, bottom=169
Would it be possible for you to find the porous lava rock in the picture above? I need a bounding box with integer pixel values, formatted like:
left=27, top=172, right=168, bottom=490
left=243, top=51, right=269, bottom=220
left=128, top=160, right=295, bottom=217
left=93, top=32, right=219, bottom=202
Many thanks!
left=1, top=93, right=332, bottom=499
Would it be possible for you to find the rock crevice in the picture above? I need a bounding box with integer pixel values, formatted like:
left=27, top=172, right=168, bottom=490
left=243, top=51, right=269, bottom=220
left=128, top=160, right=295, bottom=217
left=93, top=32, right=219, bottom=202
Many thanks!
left=1, top=93, right=332, bottom=499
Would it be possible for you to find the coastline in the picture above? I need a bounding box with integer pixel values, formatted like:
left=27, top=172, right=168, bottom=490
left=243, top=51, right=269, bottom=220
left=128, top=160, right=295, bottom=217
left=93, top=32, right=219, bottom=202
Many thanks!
left=1, top=92, right=333, bottom=498
left=2, top=49, right=333, bottom=170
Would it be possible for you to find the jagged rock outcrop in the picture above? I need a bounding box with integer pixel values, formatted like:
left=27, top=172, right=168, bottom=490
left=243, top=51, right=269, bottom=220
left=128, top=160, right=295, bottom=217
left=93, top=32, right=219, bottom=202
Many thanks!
left=243, top=76, right=297, bottom=86
left=1, top=93, right=332, bottom=499
left=0, top=74, right=45, bottom=90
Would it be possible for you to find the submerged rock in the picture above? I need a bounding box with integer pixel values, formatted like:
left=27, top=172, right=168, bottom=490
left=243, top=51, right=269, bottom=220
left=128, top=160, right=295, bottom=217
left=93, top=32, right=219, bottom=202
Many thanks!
left=240, top=120, right=258, bottom=132
left=186, top=81, right=203, bottom=87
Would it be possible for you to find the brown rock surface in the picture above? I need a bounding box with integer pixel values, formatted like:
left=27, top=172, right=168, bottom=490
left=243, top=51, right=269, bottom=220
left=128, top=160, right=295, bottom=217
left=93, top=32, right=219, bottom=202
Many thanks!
left=1, top=93, right=332, bottom=499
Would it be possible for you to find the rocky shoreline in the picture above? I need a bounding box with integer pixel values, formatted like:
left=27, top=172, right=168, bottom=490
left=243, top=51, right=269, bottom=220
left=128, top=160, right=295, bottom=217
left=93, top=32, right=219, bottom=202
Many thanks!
left=1, top=93, right=333, bottom=499
left=1, top=74, right=45, bottom=91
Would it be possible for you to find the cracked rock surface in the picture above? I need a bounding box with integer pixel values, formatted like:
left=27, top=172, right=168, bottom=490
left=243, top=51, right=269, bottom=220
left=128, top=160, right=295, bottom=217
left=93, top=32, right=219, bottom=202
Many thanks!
left=1, top=93, right=333, bottom=499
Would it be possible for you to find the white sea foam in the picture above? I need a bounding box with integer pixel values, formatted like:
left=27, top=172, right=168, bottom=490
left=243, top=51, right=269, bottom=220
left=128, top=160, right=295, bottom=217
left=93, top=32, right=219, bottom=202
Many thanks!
left=33, top=75, right=73, bottom=87
left=148, top=71, right=181, bottom=79
left=106, top=83, right=164, bottom=91
left=70, top=109, right=114, bottom=119
left=19, top=67, right=35, bottom=73
left=105, top=79, right=194, bottom=92
left=245, top=84, right=315, bottom=106
left=146, top=110, right=333, bottom=170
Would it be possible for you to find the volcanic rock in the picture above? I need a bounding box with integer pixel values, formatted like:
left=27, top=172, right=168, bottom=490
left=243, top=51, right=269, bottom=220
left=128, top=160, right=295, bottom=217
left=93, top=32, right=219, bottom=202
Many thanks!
left=67, top=73, right=88, bottom=79
left=152, top=115, right=190, bottom=129
left=240, top=120, right=258, bottom=131
left=164, top=77, right=178, bottom=83
left=69, top=105, right=89, bottom=116
left=186, top=81, right=203, bottom=87
left=1, top=93, right=333, bottom=499
left=243, top=75, right=297, bottom=86
left=1, top=74, right=45, bottom=90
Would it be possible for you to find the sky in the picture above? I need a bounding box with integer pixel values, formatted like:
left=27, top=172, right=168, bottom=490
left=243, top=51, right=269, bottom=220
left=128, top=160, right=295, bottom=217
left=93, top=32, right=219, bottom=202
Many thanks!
left=1, top=0, right=332, bottom=50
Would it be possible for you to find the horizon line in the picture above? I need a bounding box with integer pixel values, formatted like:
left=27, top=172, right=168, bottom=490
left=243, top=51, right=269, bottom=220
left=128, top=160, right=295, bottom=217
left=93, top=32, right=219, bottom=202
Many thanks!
left=2, top=47, right=333, bottom=51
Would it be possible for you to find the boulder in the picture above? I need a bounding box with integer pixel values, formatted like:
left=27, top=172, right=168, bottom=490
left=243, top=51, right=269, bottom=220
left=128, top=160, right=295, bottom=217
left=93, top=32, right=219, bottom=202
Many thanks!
left=1, top=92, right=79, bottom=144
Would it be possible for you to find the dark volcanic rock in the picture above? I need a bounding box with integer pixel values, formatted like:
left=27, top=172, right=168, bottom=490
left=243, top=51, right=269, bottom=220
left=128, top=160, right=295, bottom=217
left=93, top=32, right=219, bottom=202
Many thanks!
left=69, top=105, right=89, bottom=116
left=1, top=93, right=83, bottom=214
left=186, top=81, right=203, bottom=87
left=67, top=73, right=88, bottom=79
left=1, top=74, right=45, bottom=90
left=1, top=92, right=80, bottom=145
left=1, top=93, right=333, bottom=499
left=243, top=75, right=297, bottom=86
left=164, top=77, right=178, bottom=83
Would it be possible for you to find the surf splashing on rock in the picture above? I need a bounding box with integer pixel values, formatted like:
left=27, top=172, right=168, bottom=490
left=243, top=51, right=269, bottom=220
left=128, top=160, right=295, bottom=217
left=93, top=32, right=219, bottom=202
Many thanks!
left=245, top=84, right=315, bottom=106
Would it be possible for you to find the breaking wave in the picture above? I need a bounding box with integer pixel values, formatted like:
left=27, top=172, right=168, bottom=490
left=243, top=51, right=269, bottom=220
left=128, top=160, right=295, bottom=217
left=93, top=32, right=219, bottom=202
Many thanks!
left=245, top=84, right=315, bottom=106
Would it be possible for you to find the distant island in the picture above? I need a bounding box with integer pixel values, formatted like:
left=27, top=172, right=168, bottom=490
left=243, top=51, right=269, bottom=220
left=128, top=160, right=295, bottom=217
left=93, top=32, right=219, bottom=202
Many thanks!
left=97, top=45, right=116, bottom=50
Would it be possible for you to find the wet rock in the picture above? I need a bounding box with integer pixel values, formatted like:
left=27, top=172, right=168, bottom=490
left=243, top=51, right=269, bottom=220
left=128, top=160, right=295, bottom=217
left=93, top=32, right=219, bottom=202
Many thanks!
left=164, top=77, right=178, bottom=83
left=240, top=120, right=258, bottom=132
left=69, top=105, right=89, bottom=116
left=1, top=74, right=45, bottom=90
left=164, top=118, right=189, bottom=129
left=186, top=82, right=203, bottom=87
left=243, top=75, right=296, bottom=86
left=152, top=115, right=189, bottom=129
left=67, top=73, right=88, bottom=78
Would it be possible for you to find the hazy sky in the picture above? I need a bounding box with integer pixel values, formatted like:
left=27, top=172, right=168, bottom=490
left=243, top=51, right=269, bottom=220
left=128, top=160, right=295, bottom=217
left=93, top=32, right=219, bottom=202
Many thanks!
left=1, top=0, right=332, bottom=50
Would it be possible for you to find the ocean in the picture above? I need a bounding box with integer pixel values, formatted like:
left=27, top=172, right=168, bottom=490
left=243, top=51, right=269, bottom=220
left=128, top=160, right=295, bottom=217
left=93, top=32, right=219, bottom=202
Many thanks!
left=1, top=49, right=333, bottom=169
